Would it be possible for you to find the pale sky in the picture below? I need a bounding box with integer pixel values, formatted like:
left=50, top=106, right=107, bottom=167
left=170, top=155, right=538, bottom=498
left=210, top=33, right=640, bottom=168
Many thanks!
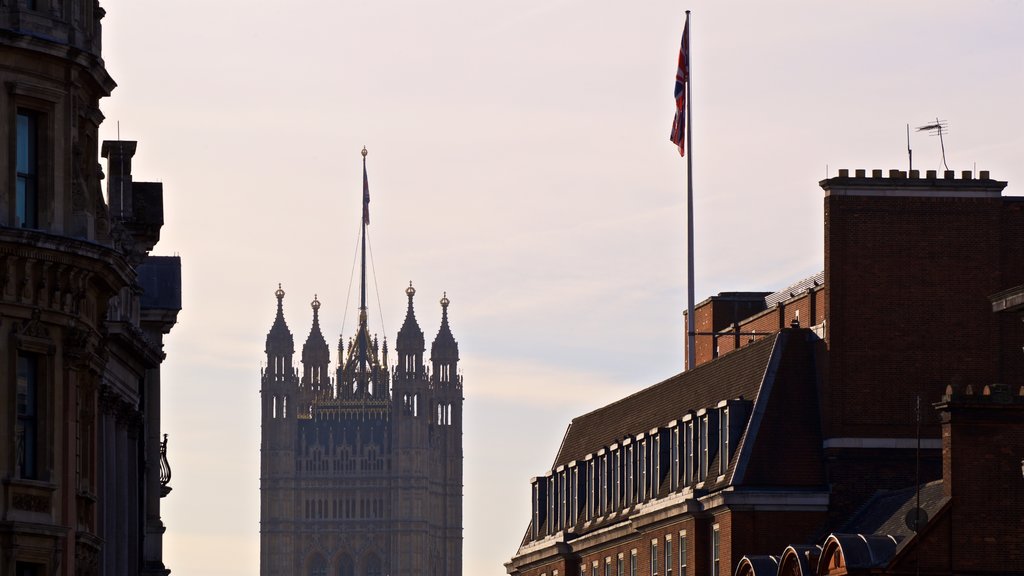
left=96, top=1, right=1024, bottom=574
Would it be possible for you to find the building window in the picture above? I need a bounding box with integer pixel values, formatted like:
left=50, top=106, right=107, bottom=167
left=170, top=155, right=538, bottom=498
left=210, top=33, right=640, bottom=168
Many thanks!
left=670, top=426, right=680, bottom=491
left=617, top=554, right=624, bottom=576
left=580, top=565, right=587, bottom=576
left=679, top=531, right=687, bottom=576
left=719, top=407, right=729, bottom=476
left=592, top=561, right=599, bottom=576
left=638, top=439, right=647, bottom=502
left=587, top=459, right=596, bottom=519
left=558, top=470, right=567, bottom=531
left=650, top=539, right=658, bottom=576
left=624, top=442, right=634, bottom=505
left=605, top=557, right=612, bottom=576
left=683, top=419, right=694, bottom=485
left=698, top=415, right=709, bottom=482
left=16, top=352, right=40, bottom=480
left=665, top=535, right=672, bottom=576
left=630, top=550, right=637, bottom=576
left=607, top=448, right=617, bottom=510
left=16, top=110, right=39, bottom=229
left=711, top=525, right=720, bottom=576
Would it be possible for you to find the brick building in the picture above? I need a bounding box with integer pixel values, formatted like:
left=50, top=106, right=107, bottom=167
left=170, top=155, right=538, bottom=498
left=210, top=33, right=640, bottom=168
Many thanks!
left=505, top=169, right=1024, bottom=576
left=0, top=2, right=182, bottom=575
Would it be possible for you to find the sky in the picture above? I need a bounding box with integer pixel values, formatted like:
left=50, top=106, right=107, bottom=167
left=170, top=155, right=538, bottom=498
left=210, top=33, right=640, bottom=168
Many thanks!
left=95, top=1, right=1024, bottom=574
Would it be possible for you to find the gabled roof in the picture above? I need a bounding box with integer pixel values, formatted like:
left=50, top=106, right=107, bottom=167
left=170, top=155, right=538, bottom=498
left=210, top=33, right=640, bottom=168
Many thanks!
left=552, top=331, right=783, bottom=469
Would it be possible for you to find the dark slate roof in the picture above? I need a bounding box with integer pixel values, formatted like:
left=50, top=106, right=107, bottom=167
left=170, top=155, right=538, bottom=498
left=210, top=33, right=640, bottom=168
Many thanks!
left=552, top=332, right=782, bottom=469
left=764, top=271, right=824, bottom=308
left=839, top=480, right=949, bottom=546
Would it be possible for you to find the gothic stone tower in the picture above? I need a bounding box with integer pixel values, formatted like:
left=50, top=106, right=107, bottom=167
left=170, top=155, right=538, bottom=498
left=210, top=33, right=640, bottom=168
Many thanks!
left=260, top=283, right=463, bottom=576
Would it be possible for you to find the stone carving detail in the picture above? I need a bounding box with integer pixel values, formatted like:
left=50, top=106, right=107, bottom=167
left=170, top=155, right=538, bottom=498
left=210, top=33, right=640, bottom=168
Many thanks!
left=75, top=539, right=100, bottom=576
left=12, top=492, right=50, bottom=513
left=18, top=307, right=50, bottom=340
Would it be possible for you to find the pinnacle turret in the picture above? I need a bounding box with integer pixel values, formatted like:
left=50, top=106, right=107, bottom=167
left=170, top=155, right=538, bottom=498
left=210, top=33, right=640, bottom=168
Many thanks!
left=302, top=295, right=330, bottom=360
left=430, top=292, right=459, bottom=387
left=397, top=282, right=425, bottom=356
left=266, top=284, right=294, bottom=356
left=430, top=292, right=459, bottom=363
left=396, top=282, right=426, bottom=378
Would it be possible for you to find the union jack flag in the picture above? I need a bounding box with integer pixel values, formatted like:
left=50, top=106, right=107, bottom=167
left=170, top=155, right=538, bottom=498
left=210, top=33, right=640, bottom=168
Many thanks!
left=670, top=18, right=689, bottom=156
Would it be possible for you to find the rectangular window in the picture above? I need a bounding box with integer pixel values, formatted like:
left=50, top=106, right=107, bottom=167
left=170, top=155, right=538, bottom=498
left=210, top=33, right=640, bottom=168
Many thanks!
left=711, top=525, right=720, bottom=576
left=559, top=470, right=567, bottom=530
left=630, top=550, right=637, bottom=576
left=605, top=558, right=611, bottom=576
left=16, top=353, right=39, bottom=479
left=617, top=554, right=624, bottom=576
left=670, top=426, right=679, bottom=491
left=679, top=531, right=687, bottom=576
left=581, top=566, right=587, bottom=576
left=587, top=459, right=596, bottom=519
left=699, top=416, right=709, bottom=482
left=570, top=466, right=579, bottom=525
left=16, top=110, right=39, bottom=229
left=638, top=440, right=647, bottom=501
left=665, top=535, right=673, bottom=576
left=683, top=420, right=694, bottom=485
left=719, top=407, right=730, bottom=476
left=650, top=540, right=658, bottom=576
left=592, top=561, right=599, bottom=576
left=612, top=449, right=621, bottom=510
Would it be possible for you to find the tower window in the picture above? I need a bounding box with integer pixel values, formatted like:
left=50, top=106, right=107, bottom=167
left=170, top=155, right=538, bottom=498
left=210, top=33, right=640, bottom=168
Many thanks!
left=16, top=110, right=39, bottom=229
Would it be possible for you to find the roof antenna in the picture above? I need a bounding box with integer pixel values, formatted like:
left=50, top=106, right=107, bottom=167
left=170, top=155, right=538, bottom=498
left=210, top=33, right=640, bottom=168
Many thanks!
left=916, top=118, right=949, bottom=171
left=906, top=124, right=912, bottom=173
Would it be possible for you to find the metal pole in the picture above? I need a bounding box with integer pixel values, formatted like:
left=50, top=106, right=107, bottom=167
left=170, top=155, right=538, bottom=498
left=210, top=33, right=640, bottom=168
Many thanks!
left=685, top=10, right=696, bottom=371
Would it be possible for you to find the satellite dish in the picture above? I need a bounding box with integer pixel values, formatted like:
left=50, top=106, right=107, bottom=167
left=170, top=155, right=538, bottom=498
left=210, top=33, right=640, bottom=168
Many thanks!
left=905, top=507, right=929, bottom=532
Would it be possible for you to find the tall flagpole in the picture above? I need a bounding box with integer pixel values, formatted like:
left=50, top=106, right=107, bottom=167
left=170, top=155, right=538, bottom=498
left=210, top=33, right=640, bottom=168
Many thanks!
left=685, top=10, right=696, bottom=370
left=359, top=146, right=369, bottom=380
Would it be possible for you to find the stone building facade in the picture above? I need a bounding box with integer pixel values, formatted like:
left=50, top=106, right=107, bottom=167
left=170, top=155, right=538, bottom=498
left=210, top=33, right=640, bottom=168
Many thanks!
left=506, top=169, right=1024, bottom=576
left=260, top=283, right=463, bottom=576
left=0, top=2, right=182, bottom=576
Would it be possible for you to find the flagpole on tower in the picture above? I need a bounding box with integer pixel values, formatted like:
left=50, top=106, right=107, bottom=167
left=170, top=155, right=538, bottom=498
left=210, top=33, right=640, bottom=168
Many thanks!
left=359, top=146, right=369, bottom=379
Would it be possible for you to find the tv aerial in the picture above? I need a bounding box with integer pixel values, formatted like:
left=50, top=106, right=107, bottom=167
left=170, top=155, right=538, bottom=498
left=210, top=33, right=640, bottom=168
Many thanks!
left=916, top=118, right=950, bottom=171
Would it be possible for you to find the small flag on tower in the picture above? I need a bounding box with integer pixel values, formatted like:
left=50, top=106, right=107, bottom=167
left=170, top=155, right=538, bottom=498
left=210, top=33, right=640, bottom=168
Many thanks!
left=362, top=147, right=370, bottom=225
left=670, top=17, right=689, bottom=156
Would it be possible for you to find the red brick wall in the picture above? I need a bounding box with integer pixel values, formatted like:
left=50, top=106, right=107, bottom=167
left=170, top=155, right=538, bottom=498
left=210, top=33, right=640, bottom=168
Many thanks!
left=943, top=396, right=1024, bottom=572
left=824, top=193, right=1005, bottom=440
